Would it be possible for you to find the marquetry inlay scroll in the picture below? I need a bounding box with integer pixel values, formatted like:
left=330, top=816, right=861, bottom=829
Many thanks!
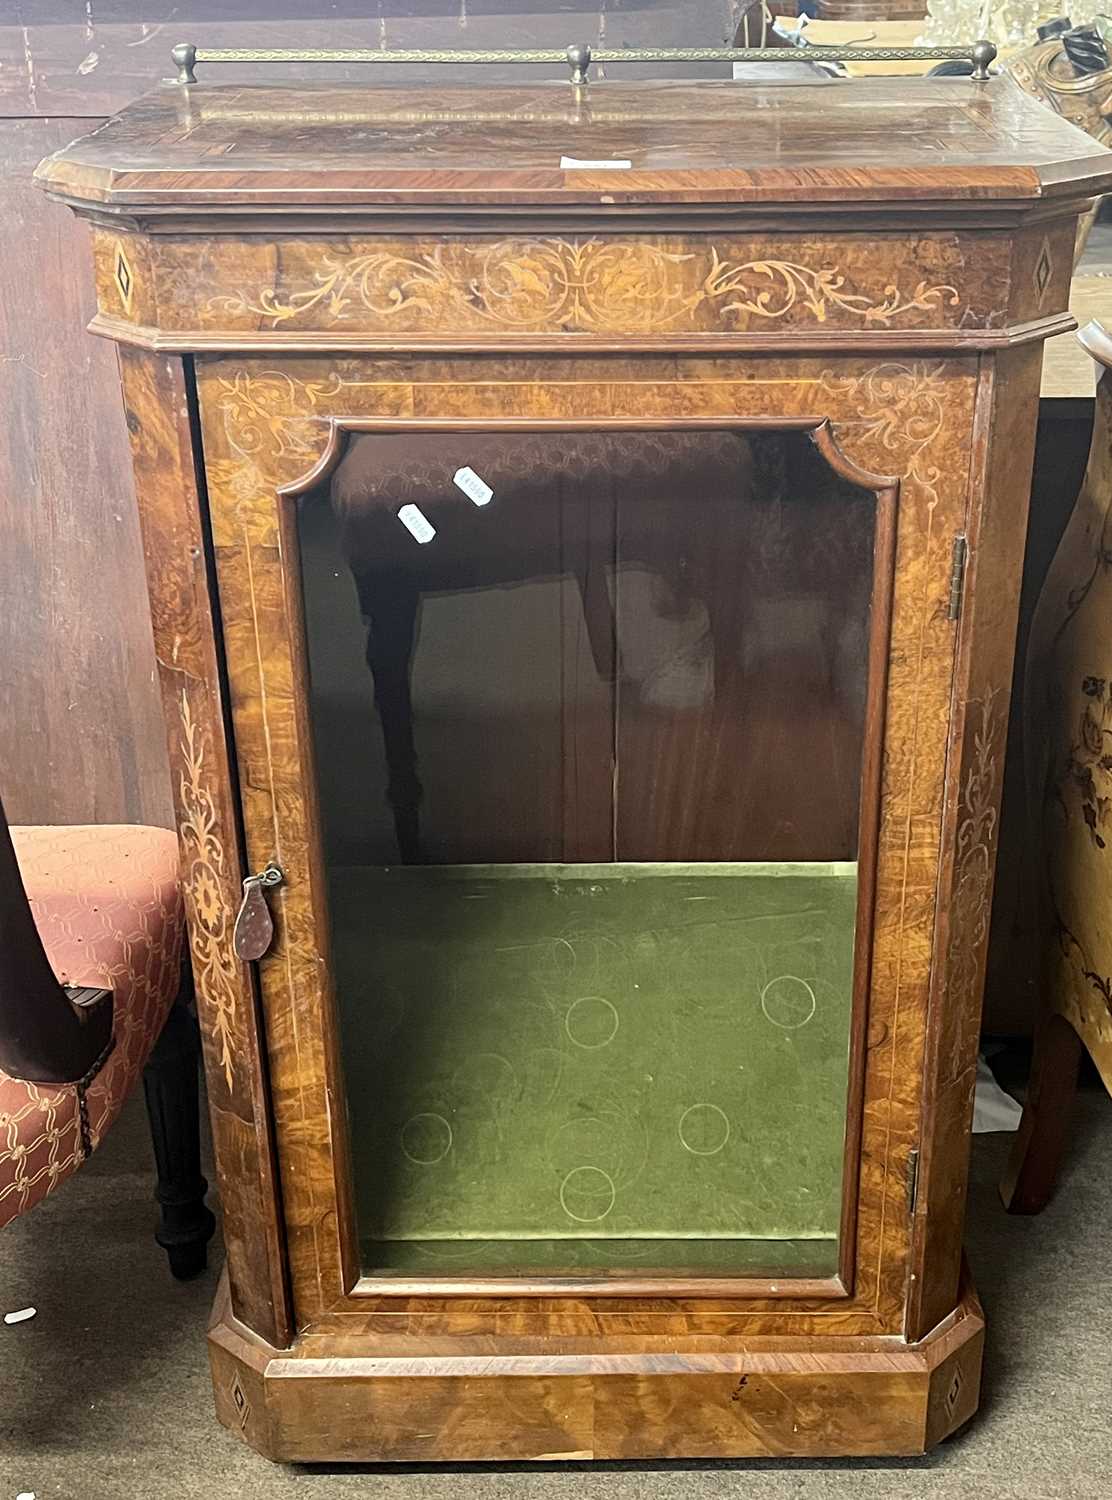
left=85, top=229, right=1025, bottom=342
left=178, top=691, right=241, bottom=1090
left=203, top=239, right=962, bottom=335
left=942, top=686, right=1006, bottom=1082
left=820, top=359, right=948, bottom=512
left=204, top=369, right=349, bottom=514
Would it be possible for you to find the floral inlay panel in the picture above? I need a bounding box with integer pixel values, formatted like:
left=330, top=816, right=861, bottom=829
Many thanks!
left=178, top=689, right=240, bottom=1091
left=942, top=688, right=1006, bottom=1083
left=1046, top=670, right=1112, bottom=1077
left=131, top=232, right=998, bottom=339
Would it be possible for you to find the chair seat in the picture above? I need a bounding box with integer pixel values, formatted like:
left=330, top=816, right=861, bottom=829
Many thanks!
left=0, top=825, right=183, bottom=1228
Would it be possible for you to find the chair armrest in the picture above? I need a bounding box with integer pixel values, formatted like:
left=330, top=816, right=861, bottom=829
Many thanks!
left=0, top=802, right=114, bottom=1084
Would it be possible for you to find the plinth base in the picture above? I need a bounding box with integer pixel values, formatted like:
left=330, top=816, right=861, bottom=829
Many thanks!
left=207, top=1272, right=983, bottom=1463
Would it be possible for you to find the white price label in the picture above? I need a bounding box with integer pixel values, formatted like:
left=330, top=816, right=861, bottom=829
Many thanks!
left=560, top=156, right=632, bottom=170
left=453, top=466, right=494, bottom=506
left=397, top=504, right=436, bottom=544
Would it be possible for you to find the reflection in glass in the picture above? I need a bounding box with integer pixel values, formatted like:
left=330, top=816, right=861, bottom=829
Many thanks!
left=296, top=428, right=878, bottom=1278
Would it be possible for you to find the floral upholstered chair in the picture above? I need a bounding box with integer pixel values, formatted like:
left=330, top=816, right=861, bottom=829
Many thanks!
left=0, top=794, right=215, bottom=1276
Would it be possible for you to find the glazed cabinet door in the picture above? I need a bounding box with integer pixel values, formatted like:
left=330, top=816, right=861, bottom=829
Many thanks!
left=195, top=351, right=975, bottom=1336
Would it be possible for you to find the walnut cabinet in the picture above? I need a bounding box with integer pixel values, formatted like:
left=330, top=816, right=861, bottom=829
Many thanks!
left=35, top=66, right=1112, bottom=1463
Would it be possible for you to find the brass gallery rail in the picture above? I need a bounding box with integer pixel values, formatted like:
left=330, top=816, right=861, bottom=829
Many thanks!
left=169, top=39, right=1000, bottom=86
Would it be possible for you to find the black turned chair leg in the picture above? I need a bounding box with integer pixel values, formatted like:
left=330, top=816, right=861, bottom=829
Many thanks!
left=142, top=972, right=216, bottom=1279
left=363, top=580, right=424, bottom=863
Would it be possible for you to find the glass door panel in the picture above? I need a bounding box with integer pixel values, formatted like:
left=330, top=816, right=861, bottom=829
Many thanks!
left=295, top=425, right=881, bottom=1281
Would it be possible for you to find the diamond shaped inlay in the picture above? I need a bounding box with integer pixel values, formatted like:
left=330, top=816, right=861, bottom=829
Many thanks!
left=230, top=1373, right=251, bottom=1430
left=945, top=1365, right=965, bottom=1415
left=113, top=241, right=133, bottom=312
left=1034, top=238, right=1054, bottom=303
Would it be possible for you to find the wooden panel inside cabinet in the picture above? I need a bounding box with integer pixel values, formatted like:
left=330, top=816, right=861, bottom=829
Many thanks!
left=35, top=66, right=1112, bottom=1464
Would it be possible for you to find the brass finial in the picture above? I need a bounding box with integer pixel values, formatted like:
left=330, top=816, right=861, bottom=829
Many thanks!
left=171, top=42, right=198, bottom=84
left=970, top=39, right=997, bottom=80
left=567, top=42, right=592, bottom=85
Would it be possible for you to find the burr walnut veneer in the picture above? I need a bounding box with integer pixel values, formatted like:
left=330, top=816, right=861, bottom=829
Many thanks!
left=35, top=71, right=1112, bottom=1463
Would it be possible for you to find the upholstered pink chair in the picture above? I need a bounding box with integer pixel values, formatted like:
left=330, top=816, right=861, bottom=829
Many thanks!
left=0, top=795, right=214, bottom=1276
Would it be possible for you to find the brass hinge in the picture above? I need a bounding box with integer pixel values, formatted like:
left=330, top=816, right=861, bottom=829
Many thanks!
left=907, top=1147, right=921, bottom=1215
left=947, top=535, right=968, bottom=621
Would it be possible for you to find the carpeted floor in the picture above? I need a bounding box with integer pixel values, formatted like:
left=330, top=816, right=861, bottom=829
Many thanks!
left=1, top=1074, right=1109, bottom=1500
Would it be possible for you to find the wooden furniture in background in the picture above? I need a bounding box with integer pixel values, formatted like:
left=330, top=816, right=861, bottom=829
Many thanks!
left=815, top=1, right=927, bottom=21
left=1002, top=319, right=1112, bottom=1212
left=981, top=272, right=1109, bottom=1035
left=35, top=61, right=1112, bottom=1462
left=1006, top=31, right=1112, bottom=261
left=976, top=18, right=1112, bottom=1035
left=776, top=20, right=931, bottom=75
left=1006, top=31, right=1112, bottom=148
left=0, top=796, right=215, bottom=1276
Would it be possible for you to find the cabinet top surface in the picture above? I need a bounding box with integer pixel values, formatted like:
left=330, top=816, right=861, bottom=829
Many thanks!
left=36, top=75, right=1112, bottom=216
